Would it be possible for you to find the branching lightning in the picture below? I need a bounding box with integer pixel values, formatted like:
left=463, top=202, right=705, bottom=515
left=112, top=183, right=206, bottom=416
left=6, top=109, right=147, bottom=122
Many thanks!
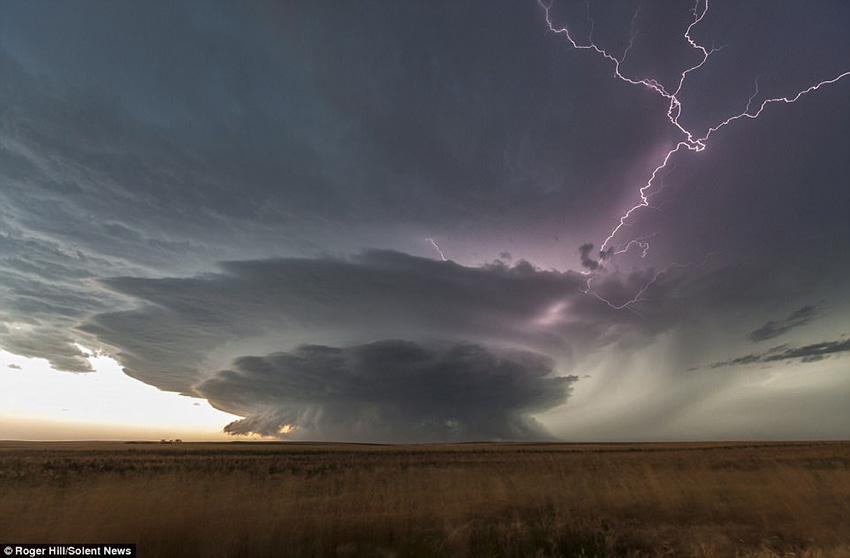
left=582, top=253, right=714, bottom=317
left=539, top=0, right=850, bottom=309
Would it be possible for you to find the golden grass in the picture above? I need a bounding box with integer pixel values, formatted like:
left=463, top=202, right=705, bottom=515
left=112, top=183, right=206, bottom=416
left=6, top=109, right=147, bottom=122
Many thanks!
left=1, top=441, right=849, bottom=557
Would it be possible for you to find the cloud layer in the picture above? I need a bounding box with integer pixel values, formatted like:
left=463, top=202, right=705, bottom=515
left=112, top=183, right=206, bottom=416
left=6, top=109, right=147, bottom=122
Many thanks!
left=197, top=340, right=576, bottom=442
left=747, top=305, right=821, bottom=343
left=705, top=337, right=850, bottom=369
left=79, top=249, right=721, bottom=394
left=79, top=251, right=587, bottom=392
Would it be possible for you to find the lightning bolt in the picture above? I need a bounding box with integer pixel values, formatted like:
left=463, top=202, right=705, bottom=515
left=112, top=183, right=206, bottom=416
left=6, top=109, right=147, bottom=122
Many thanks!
left=620, top=3, right=641, bottom=64
left=539, top=0, right=849, bottom=309
left=426, top=238, right=447, bottom=261
left=583, top=254, right=714, bottom=317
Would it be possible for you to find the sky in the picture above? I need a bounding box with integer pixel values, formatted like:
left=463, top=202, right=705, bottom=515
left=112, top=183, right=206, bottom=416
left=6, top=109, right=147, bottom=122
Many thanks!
left=1, top=0, right=848, bottom=442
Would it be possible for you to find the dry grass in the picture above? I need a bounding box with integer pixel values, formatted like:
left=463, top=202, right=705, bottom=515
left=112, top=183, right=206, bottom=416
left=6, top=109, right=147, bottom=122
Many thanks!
left=1, top=441, right=849, bottom=557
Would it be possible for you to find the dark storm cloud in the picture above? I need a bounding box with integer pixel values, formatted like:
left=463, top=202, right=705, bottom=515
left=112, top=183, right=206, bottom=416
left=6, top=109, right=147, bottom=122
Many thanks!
left=79, top=251, right=592, bottom=392
left=0, top=26, right=370, bottom=372
left=703, top=337, right=850, bottom=369
left=0, top=0, right=646, bottom=374
left=196, top=340, right=576, bottom=442
left=746, top=305, right=821, bottom=342
left=80, top=249, right=743, bottom=397
left=0, top=50, right=241, bottom=370
left=77, top=245, right=804, bottom=425
left=0, top=0, right=631, bottom=234
left=578, top=243, right=600, bottom=271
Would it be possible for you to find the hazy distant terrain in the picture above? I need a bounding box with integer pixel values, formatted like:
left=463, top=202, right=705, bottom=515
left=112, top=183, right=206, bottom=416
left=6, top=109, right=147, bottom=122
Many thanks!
left=2, top=441, right=849, bottom=557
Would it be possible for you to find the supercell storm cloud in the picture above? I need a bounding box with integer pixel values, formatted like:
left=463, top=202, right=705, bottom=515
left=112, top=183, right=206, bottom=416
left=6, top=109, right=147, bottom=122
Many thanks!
left=0, top=0, right=848, bottom=441
left=197, top=340, right=576, bottom=442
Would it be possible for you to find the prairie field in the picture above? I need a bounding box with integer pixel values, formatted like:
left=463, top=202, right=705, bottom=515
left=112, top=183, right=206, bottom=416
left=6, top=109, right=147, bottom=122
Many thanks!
left=1, top=441, right=849, bottom=557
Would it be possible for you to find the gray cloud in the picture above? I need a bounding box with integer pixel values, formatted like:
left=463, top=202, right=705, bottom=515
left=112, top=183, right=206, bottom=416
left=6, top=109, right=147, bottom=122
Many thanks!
left=78, top=249, right=725, bottom=397
left=747, top=305, right=821, bottom=342
left=79, top=251, right=590, bottom=392
left=196, top=339, right=576, bottom=442
left=0, top=1, right=637, bottom=375
left=763, top=339, right=850, bottom=364
left=579, top=243, right=600, bottom=271
left=703, top=337, right=850, bottom=369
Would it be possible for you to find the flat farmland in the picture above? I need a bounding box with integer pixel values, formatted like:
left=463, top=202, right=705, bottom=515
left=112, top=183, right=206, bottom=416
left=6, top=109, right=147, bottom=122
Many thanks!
left=1, top=441, right=849, bottom=557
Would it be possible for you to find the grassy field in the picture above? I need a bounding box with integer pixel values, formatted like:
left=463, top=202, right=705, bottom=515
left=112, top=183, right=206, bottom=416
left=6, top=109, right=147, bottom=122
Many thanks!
left=1, top=441, right=849, bottom=557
